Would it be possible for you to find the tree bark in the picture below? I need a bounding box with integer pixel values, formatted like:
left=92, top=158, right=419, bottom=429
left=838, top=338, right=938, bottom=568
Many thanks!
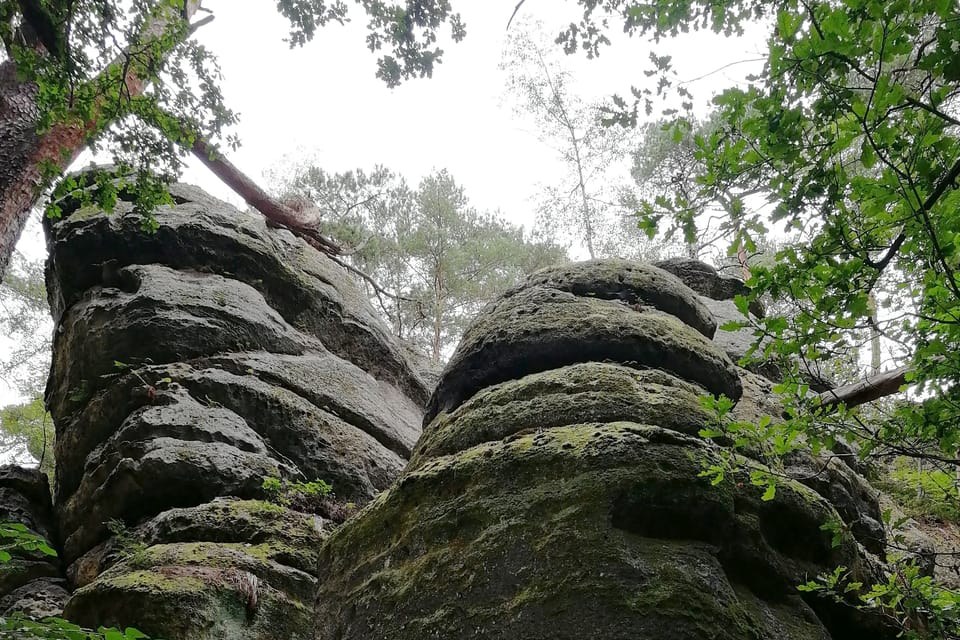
left=0, top=60, right=45, bottom=279
left=0, top=0, right=201, bottom=282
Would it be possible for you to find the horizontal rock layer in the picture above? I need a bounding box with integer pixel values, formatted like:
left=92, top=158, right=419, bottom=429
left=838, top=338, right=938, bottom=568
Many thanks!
left=321, top=259, right=895, bottom=640
left=41, top=179, right=427, bottom=638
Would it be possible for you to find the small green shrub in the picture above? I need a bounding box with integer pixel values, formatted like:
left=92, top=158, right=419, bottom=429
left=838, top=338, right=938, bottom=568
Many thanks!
left=106, top=519, right=150, bottom=568
left=261, top=477, right=356, bottom=522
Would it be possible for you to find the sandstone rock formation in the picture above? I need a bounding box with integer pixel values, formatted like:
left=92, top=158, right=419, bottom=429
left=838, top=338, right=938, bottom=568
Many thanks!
left=39, top=180, right=428, bottom=638
left=0, top=186, right=902, bottom=639
left=315, top=258, right=895, bottom=640
left=0, top=466, right=68, bottom=619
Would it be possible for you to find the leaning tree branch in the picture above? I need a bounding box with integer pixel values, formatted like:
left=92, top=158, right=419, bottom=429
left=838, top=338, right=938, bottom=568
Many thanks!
left=814, top=364, right=911, bottom=412
left=189, top=135, right=342, bottom=257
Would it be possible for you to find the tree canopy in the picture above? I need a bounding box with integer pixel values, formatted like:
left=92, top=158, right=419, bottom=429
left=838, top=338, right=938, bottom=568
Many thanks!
left=567, top=0, right=960, bottom=464
left=0, top=0, right=466, bottom=278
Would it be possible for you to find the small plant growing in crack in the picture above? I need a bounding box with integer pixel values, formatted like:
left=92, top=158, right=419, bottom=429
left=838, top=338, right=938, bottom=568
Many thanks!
left=261, top=476, right=357, bottom=523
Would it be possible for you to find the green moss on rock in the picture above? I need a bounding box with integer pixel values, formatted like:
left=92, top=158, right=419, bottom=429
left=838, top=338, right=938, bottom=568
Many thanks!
left=65, top=561, right=314, bottom=640
left=426, top=286, right=742, bottom=423
left=520, top=258, right=718, bottom=338
left=315, top=422, right=872, bottom=640
left=413, top=363, right=711, bottom=464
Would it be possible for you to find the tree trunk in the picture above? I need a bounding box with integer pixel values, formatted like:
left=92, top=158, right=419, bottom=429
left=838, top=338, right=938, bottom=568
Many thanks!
left=0, top=60, right=45, bottom=279
left=867, top=292, right=881, bottom=374
left=0, top=0, right=201, bottom=282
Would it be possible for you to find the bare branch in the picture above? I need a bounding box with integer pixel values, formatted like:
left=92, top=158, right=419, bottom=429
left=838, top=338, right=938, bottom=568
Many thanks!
left=814, top=364, right=911, bottom=412
left=189, top=135, right=342, bottom=257
left=505, top=0, right=526, bottom=31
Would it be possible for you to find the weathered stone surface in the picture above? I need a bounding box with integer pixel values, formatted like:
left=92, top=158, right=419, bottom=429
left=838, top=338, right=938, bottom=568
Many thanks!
left=702, top=296, right=833, bottom=391
left=426, top=285, right=742, bottom=423
left=47, top=263, right=321, bottom=419
left=31, top=199, right=901, bottom=640
left=413, top=363, right=711, bottom=464
left=200, top=351, right=422, bottom=457
left=0, top=467, right=56, bottom=544
left=42, top=180, right=427, bottom=637
left=45, top=182, right=431, bottom=405
left=701, top=297, right=778, bottom=374
left=785, top=453, right=885, bottom=556
left=68, top=499, right=326, bottom=587
left=53, top=355, right=414, bottom=513
left=319, top=259, right=895, bottom=640
left=522, top=258, right=717, bottom=337
left=54, top=367, right=406, bottom=565
left=0, top=466, right=66, bottom=619
left=317, top=424, right=891, bottom=640
left=64, top=499, right=328, bottom=640
left=729, top=369, right=886, bottom=554
left=651, top=258, right=821, bottom=386
left=654, top=257, right=752, bottom=303
left=0, top=578, right=69, bottom=618
left=59, top=405, right=288, bottom=563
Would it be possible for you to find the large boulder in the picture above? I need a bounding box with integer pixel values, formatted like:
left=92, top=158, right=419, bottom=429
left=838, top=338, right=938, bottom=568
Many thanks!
left=315, top=259, right=895, bottom=640
left=425, top=283, right=741, bottom=423
left=43, top=178, right=426, bottom=638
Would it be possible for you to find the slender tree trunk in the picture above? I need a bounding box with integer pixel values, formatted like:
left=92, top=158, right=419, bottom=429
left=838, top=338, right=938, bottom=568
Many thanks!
left=533, top=48, right=597, bottom=259
left=432, top=291, right=442, bottom=362
left=574, top=151, right=597, bottom=259
left=867, top=292, right=881, bottom=374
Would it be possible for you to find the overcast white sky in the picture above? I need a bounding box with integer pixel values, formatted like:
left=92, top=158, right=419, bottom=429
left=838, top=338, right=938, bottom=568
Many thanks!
left=1, top=2, right=768, bottom=406
left=180, top=1, right=767, bottom=224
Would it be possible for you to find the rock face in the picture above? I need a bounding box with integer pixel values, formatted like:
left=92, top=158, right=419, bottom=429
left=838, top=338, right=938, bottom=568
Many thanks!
left=39, top=181, right=429, bottom=639
left=0, top=466, right=69, bottom=619
left=655, top=257, right=832, bottom=390
left=0, top=187, right=897, bottom=640
left=315, top=259, right=894, bottom=640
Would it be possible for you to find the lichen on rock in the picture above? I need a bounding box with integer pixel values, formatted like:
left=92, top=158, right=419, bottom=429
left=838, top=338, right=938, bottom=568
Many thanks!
left=317, top=258, right=896, bottom=640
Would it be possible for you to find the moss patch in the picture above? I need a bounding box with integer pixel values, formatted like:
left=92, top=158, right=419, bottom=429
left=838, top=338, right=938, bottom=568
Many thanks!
left=414, top=363, right=711, bottom=464
left=315, top=422, right=863, bottom=640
